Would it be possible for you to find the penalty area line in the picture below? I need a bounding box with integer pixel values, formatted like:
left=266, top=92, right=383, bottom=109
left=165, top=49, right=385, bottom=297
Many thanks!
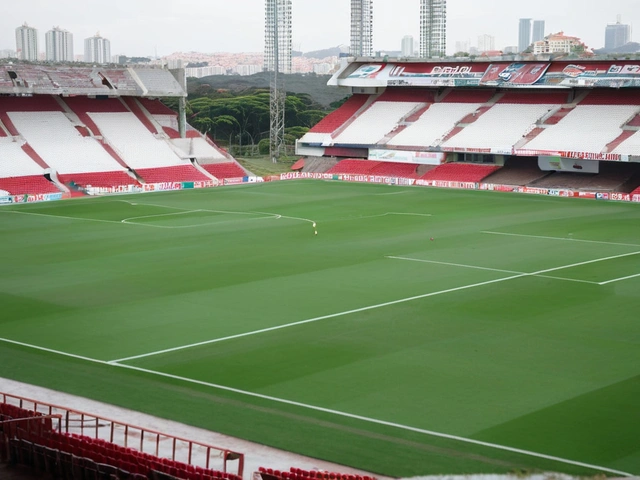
left=109, top=249, right=640, bottom=364
left=0, top=336, right=633, bottom=477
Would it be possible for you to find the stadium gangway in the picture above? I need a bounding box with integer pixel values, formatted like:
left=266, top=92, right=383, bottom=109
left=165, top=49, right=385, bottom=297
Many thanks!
left=0, top=391, right=244, bottom=476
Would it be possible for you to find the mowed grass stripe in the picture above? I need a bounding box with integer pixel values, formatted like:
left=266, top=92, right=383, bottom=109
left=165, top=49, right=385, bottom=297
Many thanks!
left=1, top=182, right=639, bottom=475
left=0, top=336, right=633, bottom=477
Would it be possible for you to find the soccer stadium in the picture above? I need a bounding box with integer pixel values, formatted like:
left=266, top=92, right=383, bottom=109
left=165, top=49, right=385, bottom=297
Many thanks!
left=1, top=56, right=640, bottom=480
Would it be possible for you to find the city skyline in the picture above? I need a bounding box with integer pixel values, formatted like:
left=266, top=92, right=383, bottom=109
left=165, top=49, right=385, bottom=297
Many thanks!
left=1, top=0, right=638, bottom=58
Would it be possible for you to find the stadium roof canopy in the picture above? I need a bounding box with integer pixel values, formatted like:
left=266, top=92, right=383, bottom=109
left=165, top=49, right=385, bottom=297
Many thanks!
left=0, top=64, right=186, bottom=97
left=330, top=57, right=640, bottom=90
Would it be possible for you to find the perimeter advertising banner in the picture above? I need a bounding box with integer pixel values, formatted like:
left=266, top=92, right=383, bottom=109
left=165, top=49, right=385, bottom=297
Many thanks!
left=342, top=61, right=640, bottom=89
left=368, top=149, right=446, bottom=165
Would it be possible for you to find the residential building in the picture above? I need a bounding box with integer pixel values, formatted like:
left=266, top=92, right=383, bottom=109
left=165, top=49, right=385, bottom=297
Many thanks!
left=350, top=0, right=374, bottom=57
left=420, top=0, right=447, bottom=58
left=532, top=20, right=546, bottom=43
left=518, top=18, right=532, bottom=52
left=15, top=22, right=38, bottom=61
left=84, top=33, right=111, bottom=64
left=454, top=40, right=469, bottom=54
left=401, top=35, right=414, bottom=57
left=477, top=34, right=495, bottom=52
left=45, top=26, right=74, bottom=62
left=605, top=17, right=632, bottom=50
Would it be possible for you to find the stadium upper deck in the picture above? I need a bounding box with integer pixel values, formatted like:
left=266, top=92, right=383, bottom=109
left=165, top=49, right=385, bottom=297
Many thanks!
left=296, top=58, right=640, bottom=164
left=0, top=64, right=185, bottom=97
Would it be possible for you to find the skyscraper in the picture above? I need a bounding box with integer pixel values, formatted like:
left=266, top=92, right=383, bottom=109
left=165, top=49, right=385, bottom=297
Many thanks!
left=605, top=16, right=632, bottom=50
left=264, top=0, right=292, bottom=73
left=518, top=18, right=532, bottom=52
left=15, top=22, right=38, bottom=61
left=350, top=0, right=374, bottom=57
left=401, top=35, right=414, bottom=57
left=420, top=0, right=447, bottom=58
left=84, top=33, right=111, bottom=64
left=477, top=34, right=495, bottom=52
left=46, top=26, right=74, bottom=62
left=532, top=20, right=546, bottom=43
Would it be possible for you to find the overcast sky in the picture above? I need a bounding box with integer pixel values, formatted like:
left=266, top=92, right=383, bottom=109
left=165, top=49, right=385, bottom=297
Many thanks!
left=1, top=0, right=638, bottom=57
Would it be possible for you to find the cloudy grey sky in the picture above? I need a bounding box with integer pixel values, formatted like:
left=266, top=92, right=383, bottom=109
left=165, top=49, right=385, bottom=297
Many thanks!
left=1, top=0, right=638, bottom=57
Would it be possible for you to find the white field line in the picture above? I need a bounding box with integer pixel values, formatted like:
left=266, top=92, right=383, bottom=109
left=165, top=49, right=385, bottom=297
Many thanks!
left=0, top=335, right=633, bottom=477
left=599, top=272, right=640, bottom=285
left=121, top=209, right=203, bottom=223
left=482, top=231, right=640, bottom=248
left=374, top=191, right=410, bottom=196
left=0, top=209, right=128, bottom=226
left=2, top=203, right=286, bottom=229
left=109, top=250, right=638, bottom=364
left=356, top=212, right=433, bottom=220
left=387, top=256, right=601, bottom=285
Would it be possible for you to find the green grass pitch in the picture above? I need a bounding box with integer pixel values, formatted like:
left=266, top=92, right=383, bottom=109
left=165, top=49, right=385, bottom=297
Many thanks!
left=0, top=180, right=639, bottom=477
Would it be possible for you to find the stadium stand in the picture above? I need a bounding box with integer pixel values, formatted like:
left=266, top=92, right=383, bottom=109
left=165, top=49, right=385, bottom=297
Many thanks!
left=89, top=112, right=185, bottom=169
left=8, top=111, right=130, bottom=175
left=419, top=163, right=501, bottom=182
left=57, top=171, right=137, bottom=189
left=439, top=89, right=496, bottom=103
left=201, top=162, right=247, bottom=179
left=122, top=97, right=159, bottom=134
left=300, top=157, right=338, bottom=173
left=387, top=102, right=484, bottom=147
left=482, top=158, right=548, bottom=186
left=333, top=102, right=423, bottom=145
left=135, top=165, right=210, bottom=183
left=258, top=466, right=375, bottom=480
left=171, top=137, right=228, bottom=162
left=308, top=95, right=369, bottom=134
left=326, top=160, right=380, bottom=175
left=369, top=162, right=419, bottom=178
left=441, top=103, right=556, bottom=151
left=1, top=398, right=243, bottom=480
left=61, top=96, right=129, bottom=137
left=529, top=162, right=640, bottom=192
left=523, top=105, right=639, bottom=153
left=613, top=130, right=640, bottom=156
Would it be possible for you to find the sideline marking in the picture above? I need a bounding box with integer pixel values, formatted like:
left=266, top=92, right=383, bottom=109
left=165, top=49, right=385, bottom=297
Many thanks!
left=109, top=250, right=638, bottom=364
left=374, top=191, right=410, bottom=196
left=482, top=231, right=640, bottom=248
left=1, top=203, right=290, bottom=229
left=0, top=209, right=126, bottom=226
left=387, top=256, right=601, bottom=285
left=0, top=335, right=633, bottom=477
left=356, top=212, right=433, bottom=220
left=599, top=272, right=640, bottom=285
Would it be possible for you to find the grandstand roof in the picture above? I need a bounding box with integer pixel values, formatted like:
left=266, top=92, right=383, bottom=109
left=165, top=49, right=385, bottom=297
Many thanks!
left=330, top=58, right=640, bottom=89
left=0, top=64, right=186, bottom=97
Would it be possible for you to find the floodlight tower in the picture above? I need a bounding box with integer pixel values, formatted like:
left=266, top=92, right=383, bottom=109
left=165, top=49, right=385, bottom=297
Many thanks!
left=419, top=0, right=447, bottom=58
left=350, top=0, right=374, bottom=57
left=264, top=0, right=292, bottom=162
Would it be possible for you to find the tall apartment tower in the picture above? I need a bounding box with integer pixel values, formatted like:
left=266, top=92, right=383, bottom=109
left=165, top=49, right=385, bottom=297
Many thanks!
left=15, top=22, right=38, bottom=61
left=264, top=0, right=292, bottom=74
left=46, top=26, right=74, bottom=62
left=477, top=34, right=495, bottom=52
left=84, top=33, right=111, bottom=64
left=401, top=35, right=414, bottom=57
left=419, top=0, right=447, bottom=58
left=532, top=20, right=546, bottom=43
left=518, top=18, right=532, bottom=52
left=350, top=0, right=374, bottom=57
left=605, top=16, right=632, bottom=50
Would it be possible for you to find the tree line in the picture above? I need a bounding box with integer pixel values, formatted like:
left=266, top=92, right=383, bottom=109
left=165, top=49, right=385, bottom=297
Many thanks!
left=172, top=87, right=346, bottom=156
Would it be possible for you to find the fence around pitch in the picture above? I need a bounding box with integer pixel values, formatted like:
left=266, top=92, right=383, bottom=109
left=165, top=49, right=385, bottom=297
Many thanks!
left=0, top=392, right=244, bottom=476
